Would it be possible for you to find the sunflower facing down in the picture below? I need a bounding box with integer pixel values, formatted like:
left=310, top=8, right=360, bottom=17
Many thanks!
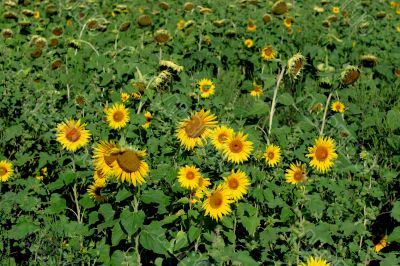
left=93, top=140, right=119, bottom=177
left=202, top=186, right=233, bottom=221
left=176, top=110, right=218, bottom=150
left=0, top=160, right=13, bottom=182
left=306, top=136, right=338, bottom=173
left=264, top=144, right=281, bottom=167
left=299, top=256, right=330, bottom=266
left=178, top=165, right=201, bottom=190
left=110, top=147, right=149, bottom=186
left=56, top=119, right=91, bottom=152
left=104, top=103, right=130, bottom=129
left=210, top=125, right=234, bottom=151
left=222, top=132, right=253, bottom=164
left=374, top=235, right=388, bottom=253
left=285, top=162, right=306, bottom=184
left=87, top=179, right=107, bottom=202
left=198, top=78, right=215, bottom=98
left=223, top=169, right=250, bottom=201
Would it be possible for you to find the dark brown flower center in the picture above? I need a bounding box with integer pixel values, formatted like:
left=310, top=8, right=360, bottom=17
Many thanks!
left=267, top=151, right=275, bottom=160
left=117, top=150, right=141, bottom=173
left=184, top=115, right=206, bottom=138
left=113, top=111, right=125, bottom=122
left=229, top=139, right=243, bottom=153
left=186, top=171, right=195, bottom=180
left=228, top=178, right=239, bottom=189
left=315, top=146, right=328, bottom=161
left=294, top=170, right=303, bottom=181
left=0, top=167, right=7, bottom=176
left=217, top=133, right=228, bottom=143
left=65, top=127, right=81, bottom=142
left=263, top=47, right=272, bottom=56
left=343, top=70, right=360, bottom=85
left=293, top=59, right=303, bottom=75
left=104, top=152, right=118, bottom=167
left=209, top=191, right=223, bottom=208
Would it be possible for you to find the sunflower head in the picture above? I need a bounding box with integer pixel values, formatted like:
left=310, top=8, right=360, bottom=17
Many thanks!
left=374, top=235, right=388, bottom=253
left=360, top=54, right=378, bottom=68
left=2, top=29, right=13, bottom=39
left=183, top=2, right=194, bottom=11
left=283, top=17, right=293, bottom=28
left=193, top=176, right=211, bottom=199
left=263, top=14, right=272, bottom=23
left=202, top=186, right=233, bottom=221
left=211, top=125, right=234, bottom=151
left=120, top=92, right=130, bottom=102
left=87, top=180, right=107, bottom=203
left=341, top=65, right=360, bottom=86
left=285, top=162, right=306, bottom=184
left=213, top=19, right=225, bottom=28
left=264, top=144, right=281, bottom=167
left=0, top=160, right=13, bottom=182
left=272, top=1, right=288, bottom=15
left=288, top=53, right=306, bottom=79
left=331, top=101, right=345, bottom=113
left=306, top=136, right=338, bottom=173
left=244, top=39, right=254, bottom=48
left=160, top=60, right=184, bottom=73
left=223, top=169, right=250, bottom=201
left=56, top=119, right=91, bottom=152
left=395, top=68, right=400, bottom=77
left=178, top=165, right=201, bottom=190
left=299, top=256, right=331, bottom=266
left=198, top=78, right=215, bottom=98
left=142, top=111, right=153, bottom=129
left=261, top=45, right=277, bottom=61
left=104, top=103, right=130, bottom=129
left=250, top=82, right=263, bottom=97
left=332, top=6, right=340, bottom=14
left=137, top=15, right=152, bottom=27
left=247, top=20, right=256, bottom=31
left=93, top=140, right=120, bottom=176
left=222, top=132, right=253, bottom=164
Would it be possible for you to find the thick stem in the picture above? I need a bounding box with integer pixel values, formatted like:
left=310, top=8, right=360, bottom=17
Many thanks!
left=320, top=92, right=333, bottom=136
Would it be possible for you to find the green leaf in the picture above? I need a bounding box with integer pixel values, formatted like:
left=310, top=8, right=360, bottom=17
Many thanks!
left=173, top=231, right=189, bottom=251
left=45, top=194, right=66, bottom=214
left=188, top=226, right=201, bottom=243
left=277, top=93, right=294, bottom=106
left=8, top=221, right=39, bottom=240
left=98, top=204, right=115, bottom=222
left=115, top=187, right=133, bottom=202
left=112, top=223, right=125, bottom=246
left=387, top=109, right=400, bottom=130
left=241, top=215, right=260, bottom=236
left=140, top=223, right=169, bottom=255
left=388, top=226, right=400, bottom=242
left=120, top=209, right=145, bottom=236
left=231, top=251, right=258, bottom=266
left=391, top=201, right=400, bottom=222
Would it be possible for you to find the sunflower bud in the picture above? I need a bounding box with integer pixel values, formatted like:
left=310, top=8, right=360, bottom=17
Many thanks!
left=159, top=2, right=169, bottom=10
left=137, top=15, right=152, bottom=27
left=154, top=29, right=171, bottom=44
left=213, top=19, right=225, bottom=28
left=376, top=11, right=386, bottom=19
left=52, top=27, right=63, bottom=36
left=263, top=14, right=272, bottom=23
left=119, top=21, right=131, bottom=32
left=360, top=54, right=378, bottom=68
left=199, top=7, right=212, bottom=14
left=340, top=65, right=360, bottom=86
left=51, top=60, right=62, bottom=70
left=287, top=53, right=306, bottom=79
left=2, top=29, right=13, bottom=39
left=183, top=2, right=194, bottom=11
left=272, top=1, right=288, bottom=15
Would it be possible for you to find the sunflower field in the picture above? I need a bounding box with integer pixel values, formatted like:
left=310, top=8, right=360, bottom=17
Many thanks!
left=1, top=0, right=400, bottom=265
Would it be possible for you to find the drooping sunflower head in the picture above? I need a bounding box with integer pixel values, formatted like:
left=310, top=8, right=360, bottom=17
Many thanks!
left=56, top=119, right=91, bottom=152
left=160, top=60, right=183, bottom=73
left=244, top=39, right=254, bottom=48
left=272, top=1, right=288, bottom=15
left=154, top=29, right=171, bottom=44
left=198, top=78, right=215, bottom=98
left=2, top=29, right=13, bottom=39
left=183, top=2, right=194, bottom=11
left=340, top=65, right=361, bottom=86
left=374, top=235, right=388, bottom=253
left=211, top=125, right=234, bottom=151
left=261, top=45, right=277, bottom=61
left=104, top=103, right=130, bottom=129
left=263, top=14, right=272, bottom=23
left=142, top=111, right=153, bottom=129
left=331, top=101, right=345, bottom=113
left=223, top=169, right=250, bottom=201
left=264, top=144, right=281, bottom=167
left=87, top=180, right=107, bottom=203
left=178, top=165, right=201, bottom=190
left=288, top=53, right=306, bottom=79
left=109, top=147, right=149, bottom=186
left=0, top=160, right=13, bottom=182
left=222, top=131, right=253, bottom=164
left=299, top=256, right=331, bottom=266
left=137, top=15, right=152, bottom=27
left=247, top=20, right=256, bottom=31
left=395, top=68, right=400, bottom=77
left=202, top=185, right=233, bottom=221
left=250, top=82, right=263, bottom=97
left=360, top=54, right=378, bottom=68
left=176, top=110, right=218, bottom=150
left=93, top=140, right=119, bottom=177
left=285, top=162, right=306, bottom=184
left=306, top=136, right=338, bottom=173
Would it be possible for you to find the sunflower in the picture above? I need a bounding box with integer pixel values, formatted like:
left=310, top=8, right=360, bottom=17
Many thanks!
left=390, top=1, right=398, bottom=8
left=397, top=24, right=400, bottom=32
left=177, top=19, right=185, bottom=30
left=33, top=11, right=40, bottom=19
left=193, top=176, right=211, bottom=199
left=223, top=169, right=250, bottom=201
left=93, top=140, right=119, bottom=176
left=121, top=92, right=130, bottom=102
left=288, top=53, right=306, bottom=79
left=250, top=82, right=263, bottom=97
left=222, top=132, right=253, bottom=164
left=104, top=103, right=130, bottom=129
left=299, top=256, right=330, bottom=266
left=244, top=39, right=254, bottom=48
left=264, top=144, right=281, bottom=167
left=176, top=110, right=218, bottom=150
left=178, top=165, right=201, bottom=190
left=160, top=60, right=183, bottom=73
left=261, top=45, right=277, bottom=61
left=331, top=101, right=345, bottom=113
left=56, top=119, right=91, bottom=152
left=332, top=7, right=340, bottom=14
left=142, top=111, right=153, bottom=129
left=247, top=20, right=256, bottom=31
left=283, top=17, right=293, bottom=28
left=340, top=65, right=360, bottom=86
left=0, top=160, right=13, bottom=182
left=396, top=8, right=400, bottom=14
left=35, top=175, right=44, bottom=182
left=198, top=78, right=215, bottom=98
left=285, top=162, right=306, bottom=184
left=87, top=180, right=107, bottom=202
left=110, top=147, right=149, bottom=186
left=93, top=169, right=107, bottom=184
left=210, top=125, right=234, bottom=151
left=202, top=186, right=233, bottom=221
left=306, top=136, right=338, bottom=173
left=374, top=235, right=388, bottom=253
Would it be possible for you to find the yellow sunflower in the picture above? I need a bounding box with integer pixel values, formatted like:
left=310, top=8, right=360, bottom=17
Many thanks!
left=306, top=136, right=338, bottom=173
left=396, top=24, right=400, bottom=32
left=299, top=256, right=330, bottom=266
left=0, top=160, right=13, bottom=182
left=222, top=132, right=253, bottom=164
left=33, top=11, right=40, bottom=19
left=56, top=119, right=91, bottom=152
left=283, top=17, right=292, bottom=28
left=193, top=176, right=211, bottom=199
left=120, top=92, right=130, bottom=102
left=104, top=103, right=130, bottom=129
left=93, top=140, right=119, bottom=176
left=374, top=235, right=388, bottom=253
left=285, top=162, right=306, bottom=184
left=223, top=169, right=250, bottom=201
left=331, top=101, right=345, bottom=113
left=202, top=186, right=233, bottom=221
left=264, top=144, right=281, bottom=167
left=93, top=169, right=107, bottom=184
left=332, top=7, right=340, bottom=14
left=250, top=82, right=263, bottom=97
left=244, top=39, right=254, bottom=48
left=198, top=78, right=215, bottom=98
left=177, top=19, right=185, bottom=30
left=390, top=1, right=398, bottom=8
left=110, top=147, right=149, bottom=186
left=178, top=165, right=201, bottom=190
left=247, top=21, right=256, bottom=31
left=35, top=175, right=44, bottom=182
left=176, top=110, right=218, bottom=150
left=142, top=111, right=153, bottom=129
left=261, top=45, right=276, bottom=61
left=210, top=125, right=234, bottom=151
left=87, top=180, right=107, bottom=202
